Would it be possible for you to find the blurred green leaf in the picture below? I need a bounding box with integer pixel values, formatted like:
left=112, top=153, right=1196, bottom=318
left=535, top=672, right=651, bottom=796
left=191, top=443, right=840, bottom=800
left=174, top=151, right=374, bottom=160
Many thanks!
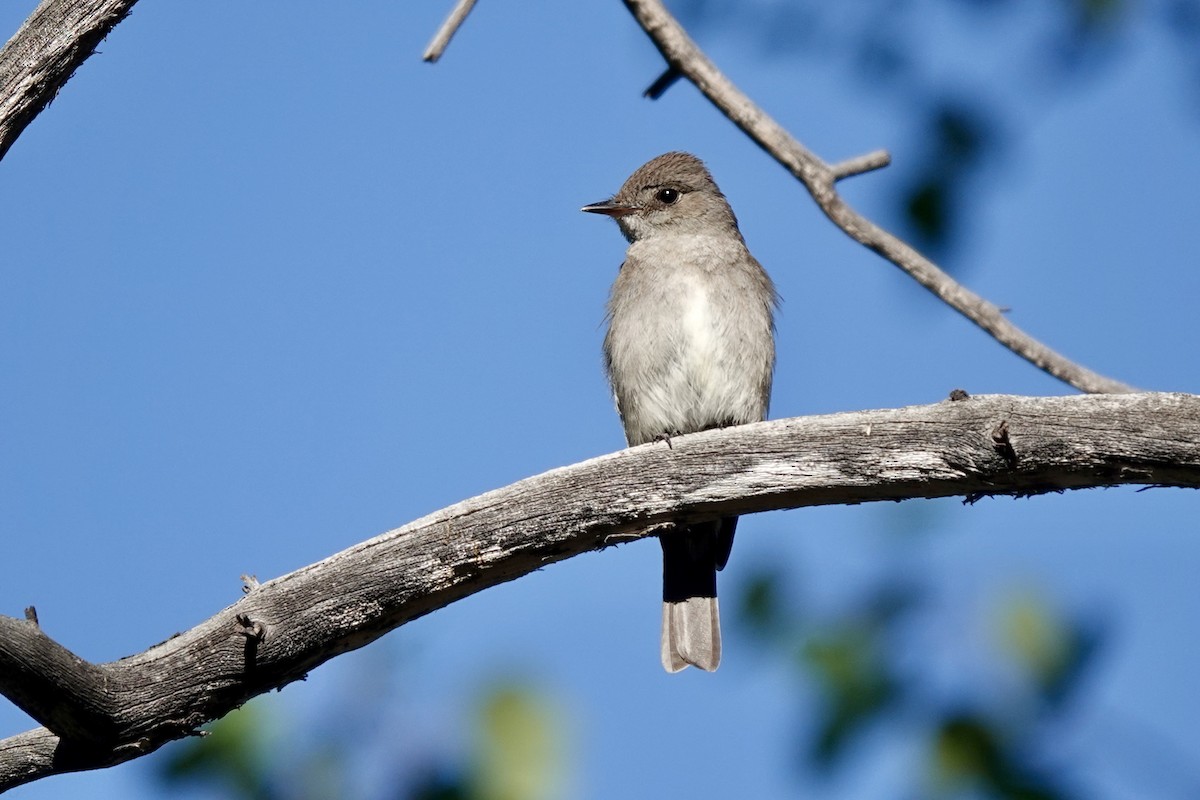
left=158, top=701, right=279, bottom=800
left=995, top=592, right=1103, bottom=708
left=902, top=102, right=996, bottom=253
left=736, top=567, right=790, bottom=642
left=932, top=713, right=1005, bottom=789
left=802, top=612, right=903, bottom=767
left=931, top=712, right=1075, bottom=799
left=471, top=684, right=566, bottom=800
left=999, top=594, right=1072, bottom=682
left=407, top=769, right=471, bottom=800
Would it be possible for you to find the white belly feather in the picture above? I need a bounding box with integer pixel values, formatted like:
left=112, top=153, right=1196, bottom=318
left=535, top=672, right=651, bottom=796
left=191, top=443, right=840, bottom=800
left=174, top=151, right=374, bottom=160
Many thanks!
left=605, top=233, right=773, bottom=445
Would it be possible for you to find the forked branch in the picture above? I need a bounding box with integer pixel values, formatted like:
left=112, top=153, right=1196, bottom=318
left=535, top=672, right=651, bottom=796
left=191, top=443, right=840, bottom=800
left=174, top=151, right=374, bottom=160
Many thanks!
left=620, top=0, right=1135, bottom=395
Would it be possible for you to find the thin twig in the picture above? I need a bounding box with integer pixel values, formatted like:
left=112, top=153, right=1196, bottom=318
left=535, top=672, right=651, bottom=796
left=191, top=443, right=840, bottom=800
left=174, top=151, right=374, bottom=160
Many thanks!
left=830, top=149, right=892, bottom=180
left=621, top=0, right=1135, bottom=395
left=423, top=0, right=479, bottom=63
left=644, top=66, right=682, bottom=99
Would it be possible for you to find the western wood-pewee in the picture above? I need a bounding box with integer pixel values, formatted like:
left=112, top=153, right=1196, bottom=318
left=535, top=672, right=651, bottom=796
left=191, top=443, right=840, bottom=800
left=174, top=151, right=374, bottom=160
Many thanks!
left=583, top=152, right=778, bottom=672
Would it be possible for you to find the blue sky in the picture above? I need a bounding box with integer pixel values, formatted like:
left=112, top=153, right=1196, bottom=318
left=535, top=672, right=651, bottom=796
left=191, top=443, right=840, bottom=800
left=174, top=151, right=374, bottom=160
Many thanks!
left=2, top=2, right=1198, bottom=799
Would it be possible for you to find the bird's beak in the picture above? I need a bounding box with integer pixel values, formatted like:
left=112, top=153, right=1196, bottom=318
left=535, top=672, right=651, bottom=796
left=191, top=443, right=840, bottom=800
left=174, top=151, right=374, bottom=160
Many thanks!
left=581, top=200, right=639, bottom=218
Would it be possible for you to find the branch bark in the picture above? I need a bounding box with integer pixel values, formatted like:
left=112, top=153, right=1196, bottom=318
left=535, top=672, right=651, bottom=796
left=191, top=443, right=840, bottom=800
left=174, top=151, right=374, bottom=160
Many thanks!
left=0, top=0, right=138, bottom=161
left=2, top=392, right=1198, bottom=791
left=620, top=0, right=1135, bottom=395
left=422, top=0, right=479, bottom=63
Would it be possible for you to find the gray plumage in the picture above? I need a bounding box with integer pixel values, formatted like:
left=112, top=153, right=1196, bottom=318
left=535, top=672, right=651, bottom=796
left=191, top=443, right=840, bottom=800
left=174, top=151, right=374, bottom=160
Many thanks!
left=582, top=152, right=777, bottom=672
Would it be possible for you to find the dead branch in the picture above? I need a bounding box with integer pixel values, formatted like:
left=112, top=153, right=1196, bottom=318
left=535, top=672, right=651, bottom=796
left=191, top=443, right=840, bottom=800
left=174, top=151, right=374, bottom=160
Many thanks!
left=0, top=0, right=139, bottom=161
left=620, top=0, right=1134, bottom=395
left=422, top=0, right=479, bottom=63
left=2, top=392, right=1198, bottom=791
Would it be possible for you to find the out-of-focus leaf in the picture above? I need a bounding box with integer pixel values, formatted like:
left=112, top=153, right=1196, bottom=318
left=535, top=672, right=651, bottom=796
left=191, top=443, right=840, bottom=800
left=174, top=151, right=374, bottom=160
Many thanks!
left=933, top=105, right=990, bottom=169
left=1071, top=0, right=1126, bottom=30
left=803, top=623, right=900, bottom=767
left=932, top=713, right=1005, bottom=789
left=405, top=768, right=471, bottom=800
left=296, top=746, right=345, bottom=800
left=995, top=592, right=1103, bottom=708
left=157, top=701, right=278, bottom=800
left=864, top=582, right=922, bottom=626
left=472, top=684, right=566, bottom=800
left=904, top=177, right=949, bottom=247
left=737, top=567, right=789, bottom=642
left=931, top=712, right=1077, bottom=799
left=901, top=102, right=997, bottom=254
left=796, top=583, right=920, bottom=767
left=1040, top=622, right=1101, bottom=708
left=855, top=34, right=912, bottom=85
left=999, top=594, right=1072, bottom=683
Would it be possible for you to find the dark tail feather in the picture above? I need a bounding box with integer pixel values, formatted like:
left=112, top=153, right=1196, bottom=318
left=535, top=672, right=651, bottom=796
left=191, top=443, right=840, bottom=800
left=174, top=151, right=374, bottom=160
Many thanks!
left=715, top=516, right=737, bottom=571
left=659, top=518, right=739, bottom=672
left=660, top=523, right=719, bottom=602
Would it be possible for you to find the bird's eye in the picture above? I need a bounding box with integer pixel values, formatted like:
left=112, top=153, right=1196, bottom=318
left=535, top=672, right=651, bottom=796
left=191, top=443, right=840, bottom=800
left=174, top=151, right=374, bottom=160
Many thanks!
left=655, top=188, right=680, bottom=204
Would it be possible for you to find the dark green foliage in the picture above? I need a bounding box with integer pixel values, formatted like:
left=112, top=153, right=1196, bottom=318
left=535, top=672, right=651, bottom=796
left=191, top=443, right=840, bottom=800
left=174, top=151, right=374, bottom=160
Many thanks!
left=158, top=703, right=282, bottom=800
left=156, top=681, right=560, bottom=800
left=734, top=559, right=1103, bottom=798
left=404, top=770, right=471, bottom=800
left=902, top=102, right=996, bottom=255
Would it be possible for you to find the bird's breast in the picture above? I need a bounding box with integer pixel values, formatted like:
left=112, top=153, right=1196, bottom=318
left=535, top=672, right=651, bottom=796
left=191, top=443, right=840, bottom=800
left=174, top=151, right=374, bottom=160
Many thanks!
left=606, top=235, right=773, bottom=444
left=677, top=273, right=722, bottom=384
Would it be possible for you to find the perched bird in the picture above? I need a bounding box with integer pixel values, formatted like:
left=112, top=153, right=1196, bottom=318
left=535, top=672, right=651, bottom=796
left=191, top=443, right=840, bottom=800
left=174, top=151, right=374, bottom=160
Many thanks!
left=582, top=152, right=778, bottom=672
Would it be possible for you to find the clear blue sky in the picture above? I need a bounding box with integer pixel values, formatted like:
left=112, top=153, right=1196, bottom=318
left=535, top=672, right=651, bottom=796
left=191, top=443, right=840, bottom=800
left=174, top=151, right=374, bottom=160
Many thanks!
left=2, top=2, right=1198, bottom=799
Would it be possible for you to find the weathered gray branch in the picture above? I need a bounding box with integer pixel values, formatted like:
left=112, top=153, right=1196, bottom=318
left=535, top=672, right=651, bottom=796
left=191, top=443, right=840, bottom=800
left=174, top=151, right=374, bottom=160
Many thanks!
left=422, top=0, right=479, bottom=63
left=620, top=0, right=1135, bottom=395
left=2, top=392, right=1198, bottom=792
left=0, top=0, right=138, bottom=161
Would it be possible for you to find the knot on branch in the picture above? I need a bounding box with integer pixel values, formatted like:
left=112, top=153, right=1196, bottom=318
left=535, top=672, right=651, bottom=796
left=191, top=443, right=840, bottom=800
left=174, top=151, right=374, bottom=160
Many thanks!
left=235, top=614, right=265, bottom=643
left=991, top=420, right=1019, bottom=468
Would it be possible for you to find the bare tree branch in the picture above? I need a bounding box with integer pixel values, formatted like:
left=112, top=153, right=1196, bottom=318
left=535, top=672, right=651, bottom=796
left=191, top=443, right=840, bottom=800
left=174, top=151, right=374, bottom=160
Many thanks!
left=0, top=0, right=139, bottom=162
left=422, top=0, right=479, bottom=63
left=620, top=0, right=1135, bottom=395
left=2, top=392, right=1198, bottom=791
left=829, top=149, right=892, bottom=180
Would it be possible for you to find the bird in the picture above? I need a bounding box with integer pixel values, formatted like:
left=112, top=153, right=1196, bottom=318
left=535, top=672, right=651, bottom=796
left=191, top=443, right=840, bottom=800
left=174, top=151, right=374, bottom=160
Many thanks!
left=582, top=152, right=778, bottom=672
